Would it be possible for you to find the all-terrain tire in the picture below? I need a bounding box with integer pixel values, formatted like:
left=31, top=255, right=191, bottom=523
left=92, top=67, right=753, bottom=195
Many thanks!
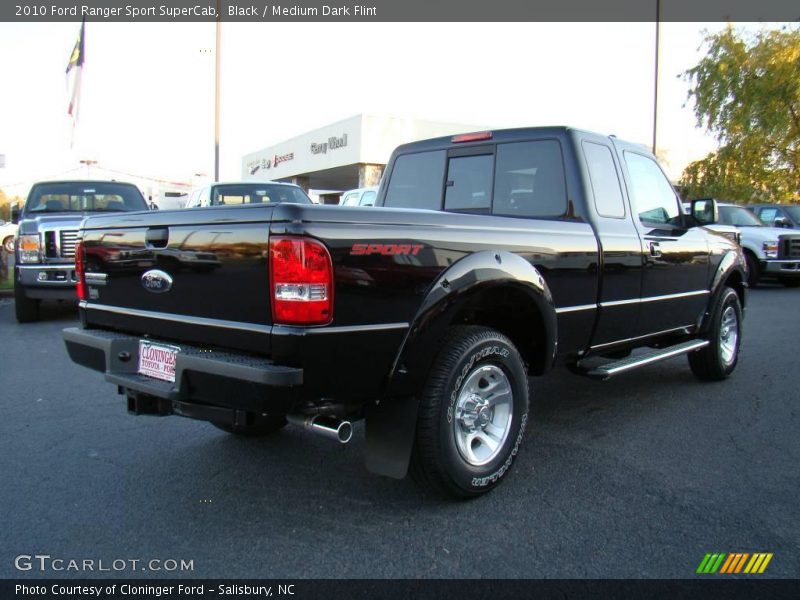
left=688, top=287, right=742, bottom=381
left=410, top=326, right=529, bottom=499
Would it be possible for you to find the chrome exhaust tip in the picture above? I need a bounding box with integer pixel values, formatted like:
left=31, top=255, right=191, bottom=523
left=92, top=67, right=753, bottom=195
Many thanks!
left=287, top=414, right=353, bottom=444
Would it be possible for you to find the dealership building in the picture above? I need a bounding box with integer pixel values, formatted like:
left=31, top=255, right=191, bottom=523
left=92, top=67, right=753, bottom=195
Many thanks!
left=241, top=114, right=483, bottom=202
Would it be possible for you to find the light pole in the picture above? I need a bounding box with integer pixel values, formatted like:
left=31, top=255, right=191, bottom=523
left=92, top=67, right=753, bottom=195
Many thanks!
left=652, top=0, right=661, bottom=155
left=80, top=159, right=97, bottom=178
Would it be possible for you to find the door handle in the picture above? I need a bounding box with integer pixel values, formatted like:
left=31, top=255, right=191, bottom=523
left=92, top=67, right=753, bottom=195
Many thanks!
left=145, top=227, right=169, bottom=249
left=649, top=241, right=662, bottom=258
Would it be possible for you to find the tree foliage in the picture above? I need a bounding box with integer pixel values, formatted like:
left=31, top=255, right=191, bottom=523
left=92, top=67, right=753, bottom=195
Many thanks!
left=681, top=25, right=800, bottom=203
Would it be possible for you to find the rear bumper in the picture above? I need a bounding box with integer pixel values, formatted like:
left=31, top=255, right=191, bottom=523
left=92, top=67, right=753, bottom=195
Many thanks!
left=761, top=259, right=800, bottom=277
left=63, top=327, right=303, bottom=420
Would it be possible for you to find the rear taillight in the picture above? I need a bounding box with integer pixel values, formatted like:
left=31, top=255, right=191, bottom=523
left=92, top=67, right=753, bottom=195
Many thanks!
left=74, top=239, right=86, bottom=301
left=269, top=236, right=333, bottom=325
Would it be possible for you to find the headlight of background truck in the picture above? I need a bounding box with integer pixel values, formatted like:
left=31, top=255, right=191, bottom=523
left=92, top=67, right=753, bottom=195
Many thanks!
left=763, top=241, right=779, bottom=259
left=18, top=234, right=41, bottom=263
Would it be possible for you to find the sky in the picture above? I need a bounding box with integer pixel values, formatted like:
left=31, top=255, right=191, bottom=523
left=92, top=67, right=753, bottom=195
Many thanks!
left=0, top=21, right=782, bottom=199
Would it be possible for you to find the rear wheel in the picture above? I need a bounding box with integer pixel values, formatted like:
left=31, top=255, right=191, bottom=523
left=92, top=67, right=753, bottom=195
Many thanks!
left=410, top=326, right=529, bottom=499
left=688, top=287, right=742, bottom=381
left=2, top=236, right=13, bottom=254
left=211, top=413, right=287, bottom=436
left=14, top=281, right=40, bottom=323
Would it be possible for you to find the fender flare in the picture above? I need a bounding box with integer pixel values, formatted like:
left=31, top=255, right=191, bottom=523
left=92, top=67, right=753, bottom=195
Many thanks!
left=365, top=251, right=556, bottom=479
left=698, top=249, right=747, bottom=333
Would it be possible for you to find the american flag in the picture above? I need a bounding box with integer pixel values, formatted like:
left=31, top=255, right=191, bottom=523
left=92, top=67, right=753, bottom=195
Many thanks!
left=66, top=20, right=85, bottom=146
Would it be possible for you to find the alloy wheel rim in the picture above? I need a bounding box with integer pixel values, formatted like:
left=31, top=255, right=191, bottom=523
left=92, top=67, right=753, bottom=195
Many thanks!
left=719, top=306, right=739, bottom=365
left=453, top=364, right=513, bottom=466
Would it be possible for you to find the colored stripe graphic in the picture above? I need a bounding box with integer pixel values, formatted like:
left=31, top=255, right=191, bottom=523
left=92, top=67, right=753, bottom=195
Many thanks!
left=700, top=552, right=774, bottom=575
left=758, top=553, right=773, bottom=574
left=697, top=553, right=726, bottom=574
left=721, top=553, right=749, bottom=574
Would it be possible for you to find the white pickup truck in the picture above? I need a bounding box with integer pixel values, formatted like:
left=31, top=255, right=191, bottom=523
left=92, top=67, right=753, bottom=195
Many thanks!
left=692, top=200, right=800, bottom=287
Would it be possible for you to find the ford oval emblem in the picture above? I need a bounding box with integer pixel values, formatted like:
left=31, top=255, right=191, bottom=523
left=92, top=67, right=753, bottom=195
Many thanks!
left=141, top=269, right=173, bottom=294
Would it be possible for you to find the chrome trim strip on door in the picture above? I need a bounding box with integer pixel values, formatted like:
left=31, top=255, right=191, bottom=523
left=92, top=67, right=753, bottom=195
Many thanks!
left=555, top=290, right=709, bottom=315
left=600, top=289, right=710, bottom=308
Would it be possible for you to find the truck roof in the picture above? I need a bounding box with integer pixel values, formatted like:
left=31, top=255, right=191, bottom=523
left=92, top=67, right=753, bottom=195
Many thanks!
left=31, top=179, right=140, bottom=186
left=391, top=126, right=619, bottom=154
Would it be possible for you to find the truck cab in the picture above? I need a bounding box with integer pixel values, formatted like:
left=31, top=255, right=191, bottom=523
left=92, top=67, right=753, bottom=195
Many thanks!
left=184, top=181, right=312, bottom=208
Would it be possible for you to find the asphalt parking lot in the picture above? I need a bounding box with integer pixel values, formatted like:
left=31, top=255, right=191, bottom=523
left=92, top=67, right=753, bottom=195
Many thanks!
left=0, top=287, right=798, bottom=579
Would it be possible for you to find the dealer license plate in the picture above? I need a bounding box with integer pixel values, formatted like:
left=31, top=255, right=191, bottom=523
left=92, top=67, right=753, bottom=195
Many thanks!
left=138, top=341, right=180, bottom=383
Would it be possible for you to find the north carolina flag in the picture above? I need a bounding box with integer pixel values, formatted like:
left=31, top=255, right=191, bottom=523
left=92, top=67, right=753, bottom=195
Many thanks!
left=66, top=20, right=85, bottom=146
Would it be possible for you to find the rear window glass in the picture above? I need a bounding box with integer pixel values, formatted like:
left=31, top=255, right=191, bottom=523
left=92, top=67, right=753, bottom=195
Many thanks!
left=492, top=140, right=567, bottom=218
left=444, top=154, right=493, bottom=213
left=384, top=151, right=446, bottom=210
left=25, top=182, right=147, bottom=213
left=212, top=184, right=310, bottom=205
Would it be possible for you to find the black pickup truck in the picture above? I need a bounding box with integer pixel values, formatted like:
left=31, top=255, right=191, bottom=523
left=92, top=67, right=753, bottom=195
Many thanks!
left=63, top=127, right=747, bottom=498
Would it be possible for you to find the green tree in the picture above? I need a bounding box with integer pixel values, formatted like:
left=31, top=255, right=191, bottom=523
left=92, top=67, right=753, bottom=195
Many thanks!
left=0, top=188, right=8, bottom=222
left=681, top=25, right=800, bottom=203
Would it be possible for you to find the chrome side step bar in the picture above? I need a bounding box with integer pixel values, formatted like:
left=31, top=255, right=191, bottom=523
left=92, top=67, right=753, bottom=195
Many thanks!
left=583, top=339, right=710, bottom=380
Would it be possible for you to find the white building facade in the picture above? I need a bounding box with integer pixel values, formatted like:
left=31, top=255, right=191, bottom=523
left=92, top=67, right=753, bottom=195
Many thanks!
left=241, top=114, right=483, bottom=200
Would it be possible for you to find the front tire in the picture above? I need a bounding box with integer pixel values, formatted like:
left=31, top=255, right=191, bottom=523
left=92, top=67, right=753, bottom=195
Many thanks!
left=2, top=236, right=13, bottom=254
left=688, top=287, right=742, bottom=381
left=14, top=281, right=40, bottom=323
left=211, top=413, right=287, bottom=436
left=410, top=326, right=529, bottom=499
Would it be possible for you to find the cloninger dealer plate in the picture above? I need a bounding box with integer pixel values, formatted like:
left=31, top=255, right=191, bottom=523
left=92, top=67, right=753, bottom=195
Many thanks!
left=138, top=341, right=180, bottom=383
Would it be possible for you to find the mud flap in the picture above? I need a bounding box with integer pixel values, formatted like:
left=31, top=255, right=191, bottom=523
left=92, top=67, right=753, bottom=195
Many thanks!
left=364, top=395, right=419, bottom=479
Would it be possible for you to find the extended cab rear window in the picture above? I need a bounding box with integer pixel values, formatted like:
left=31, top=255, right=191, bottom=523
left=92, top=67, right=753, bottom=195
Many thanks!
left=384, top=140, right=568, bottom=219
left=384, top=151, right=446, bottom=210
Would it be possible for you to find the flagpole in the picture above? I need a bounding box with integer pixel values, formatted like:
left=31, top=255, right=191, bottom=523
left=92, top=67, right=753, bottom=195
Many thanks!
left=214, top=11, right=221, bottom=182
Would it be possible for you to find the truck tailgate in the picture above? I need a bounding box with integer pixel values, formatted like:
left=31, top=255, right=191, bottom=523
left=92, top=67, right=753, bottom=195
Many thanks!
left=80, top=205, right=274, bottom=353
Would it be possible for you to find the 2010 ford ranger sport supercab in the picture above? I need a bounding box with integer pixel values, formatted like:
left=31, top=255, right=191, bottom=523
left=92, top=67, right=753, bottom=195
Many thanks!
left=63, top=127, right=747, bottom=499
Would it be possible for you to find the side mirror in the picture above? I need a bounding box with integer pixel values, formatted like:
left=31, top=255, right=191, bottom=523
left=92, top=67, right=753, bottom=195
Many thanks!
left=10, top=203, right=20, bottom=224
left=691, top=198, right=719, bottom=225
left=773, top=217, right=791, bottom=228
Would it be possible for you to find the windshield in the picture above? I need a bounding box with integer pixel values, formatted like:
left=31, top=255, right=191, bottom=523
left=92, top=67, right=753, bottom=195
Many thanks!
left=211, top=184, right=311, bottom=206
left=25, top=182, right=148, bottom=214
left=719, top=205, right=763, bottom=227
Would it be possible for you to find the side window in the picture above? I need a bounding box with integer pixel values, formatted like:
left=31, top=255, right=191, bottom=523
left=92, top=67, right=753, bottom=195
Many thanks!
left=186, top=190, right=199, bottom=208
left=492, top=140, right=567, bottom=218
left=198, top=187, right=210, bottom=207
left=444, top=154, right=493, bottom=213
left=582, top=141, right=625, bottom=218
left=360, top=191, right=376, bottom=206
left=624, top=152, right=681, bottom=225
left=341, top=193, right=358, bottom=206
left=758, top=207, right=778, bottom=224
left=384, top=151, right=446, bottom=210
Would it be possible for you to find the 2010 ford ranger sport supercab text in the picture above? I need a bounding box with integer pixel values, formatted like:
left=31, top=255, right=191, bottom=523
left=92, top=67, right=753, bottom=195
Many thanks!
left=63, top=127, right=747, bottom=499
